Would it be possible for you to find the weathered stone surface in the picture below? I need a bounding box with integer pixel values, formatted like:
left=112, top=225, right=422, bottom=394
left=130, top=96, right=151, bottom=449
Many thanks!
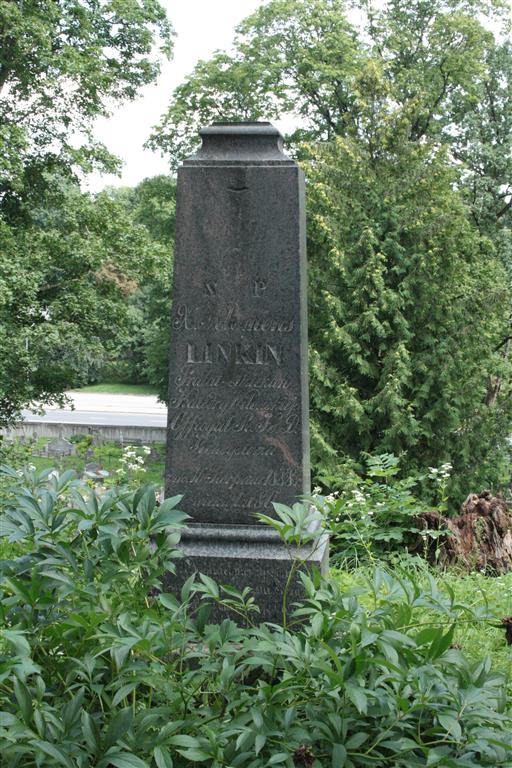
left=161, top=523, right=325, bottom=624
left=165, top=123, right=309, bottom=524
left=47, top=437, right=75, bottom=457
left=164, top=123, right=328, bottom=622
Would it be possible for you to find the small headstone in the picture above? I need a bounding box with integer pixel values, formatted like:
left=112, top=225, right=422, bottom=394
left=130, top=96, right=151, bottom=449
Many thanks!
left=164, top=122, right=328, bottom=622
left=83, top=462, right=109, bottom=482
left=47, top=437, right=75, bottom=458
left=84, top=462, right=102, bottom=473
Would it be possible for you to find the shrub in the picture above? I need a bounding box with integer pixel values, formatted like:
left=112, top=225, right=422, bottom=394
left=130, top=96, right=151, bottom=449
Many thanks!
left=316, top=454, right=449, bottom=565
left=0, top=467, right=510, bottom=767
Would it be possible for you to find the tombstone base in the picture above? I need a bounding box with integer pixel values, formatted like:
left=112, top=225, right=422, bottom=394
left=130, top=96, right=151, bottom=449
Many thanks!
left=163, top=522, right=329, bottom=624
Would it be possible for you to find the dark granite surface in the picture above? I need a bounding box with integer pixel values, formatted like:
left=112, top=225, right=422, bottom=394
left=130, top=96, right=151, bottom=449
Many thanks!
left=165, top=123, right=309, bottom=526
left=163, top=523, right=329, bottom=624
left=164, top=123, right=327, bottom=623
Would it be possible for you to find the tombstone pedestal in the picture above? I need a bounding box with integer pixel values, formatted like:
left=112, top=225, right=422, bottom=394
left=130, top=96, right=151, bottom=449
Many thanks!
left=164, top=122, right=328, bottom=623
left=163, top=519, right=328, bottom=623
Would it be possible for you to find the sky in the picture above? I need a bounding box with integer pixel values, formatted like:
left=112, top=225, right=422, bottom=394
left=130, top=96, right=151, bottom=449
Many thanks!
left=86, top=0, right=267, bottom=192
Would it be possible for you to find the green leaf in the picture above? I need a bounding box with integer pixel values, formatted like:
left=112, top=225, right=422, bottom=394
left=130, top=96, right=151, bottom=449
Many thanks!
left=344, top=683, right=368, bottom=715
left=159, top=494, right=184, bottom=512
left=268, top=754, right=289, bottom=765
left=255, top=733, right=266, bottom=755
left=98, top=752, right=149, bottom=768
left=81, top=711, right=101, bottom=754
left=29, top=740, right=72, bottom=767
left=112, top=683, right=138, bottom=708
left=158, top=593, right=181, bottom=612
left=62, top=687, right=85, bottom=729
left=0, top=712, right=19, bottom=728
left=429, top=625, right=455, bottom=659
left=332, top=744, right=347, bottom=767
left=437, top=713, right=462, bottom=741
left=252, top=710, right=264, bottom=729
left=176, top=749, right=211, bottom=762
left=181, top=574, right=196, bottom=602
left=198, top=573, right=219, bottom=598
left=169, top=735, right=203, bottom=749
left=1, top=629, right=30, bottom=656
left=345, top=732, right=367, bottom=749
left=153, top=746, right=173, bottom=768
left=103, top=708, right=133, bottom=749
left=14, top=678, right=32, bottom=724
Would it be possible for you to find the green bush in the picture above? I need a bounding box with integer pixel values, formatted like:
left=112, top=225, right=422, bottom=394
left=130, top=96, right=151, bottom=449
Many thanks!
left=316, top=454, right=449, bottom=565
left=0, top=467, right=510, bottom=767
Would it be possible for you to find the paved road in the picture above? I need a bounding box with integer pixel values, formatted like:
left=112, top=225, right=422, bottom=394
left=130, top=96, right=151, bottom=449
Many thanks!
left=22, top=392, right=168, bottom=428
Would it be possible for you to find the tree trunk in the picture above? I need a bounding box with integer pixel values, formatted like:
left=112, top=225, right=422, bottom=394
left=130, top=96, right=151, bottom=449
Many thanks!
left=415, top=490, right=512, bottom=574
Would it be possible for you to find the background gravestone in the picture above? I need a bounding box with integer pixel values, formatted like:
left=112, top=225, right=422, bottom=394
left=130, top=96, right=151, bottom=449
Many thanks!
left=47, top=437, right=75, bottom=458
left=164, top=122, right=328, bottom=622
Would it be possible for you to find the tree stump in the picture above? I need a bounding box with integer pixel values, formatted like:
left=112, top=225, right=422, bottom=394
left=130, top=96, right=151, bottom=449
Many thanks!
left=415, top=491, right=512, bottom=574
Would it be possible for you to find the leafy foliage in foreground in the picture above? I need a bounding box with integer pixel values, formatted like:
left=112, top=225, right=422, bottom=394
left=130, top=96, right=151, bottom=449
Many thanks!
left=0, top=469, right=511, bottom=767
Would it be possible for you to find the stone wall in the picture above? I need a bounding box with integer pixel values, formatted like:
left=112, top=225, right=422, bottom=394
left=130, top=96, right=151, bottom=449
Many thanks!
left=2, top=420, right=166, bottom=445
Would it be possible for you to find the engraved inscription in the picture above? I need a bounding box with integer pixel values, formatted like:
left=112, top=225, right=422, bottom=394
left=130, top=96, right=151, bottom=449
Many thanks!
left=187, top=490, right=276, bottom=512
left=169, top=388, right=298, bottom=418
left=169, top=411, right=300, bottom=440
left=253, top=279, right=267, bottom=297
left=173, top=304, right=294, bottom=334
left=174, top=370, right=291, bottom=390
left=172, top=466, right=299, bottom=490
left=186, top=341, right=283, bottom=366
left=191, top=440, right=277, bottom=458
left=203, top=281, right=217, bottom=296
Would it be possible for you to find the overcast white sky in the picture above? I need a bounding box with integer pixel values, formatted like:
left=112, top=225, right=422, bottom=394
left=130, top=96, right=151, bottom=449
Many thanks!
left=86, top=0, right=267, bottom=191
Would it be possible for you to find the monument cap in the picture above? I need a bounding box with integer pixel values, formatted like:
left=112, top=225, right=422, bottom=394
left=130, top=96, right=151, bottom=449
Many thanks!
left=184, top=121, right=295, bottom=166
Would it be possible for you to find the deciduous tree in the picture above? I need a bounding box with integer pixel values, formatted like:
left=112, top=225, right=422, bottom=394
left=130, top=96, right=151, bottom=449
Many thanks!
left=0, top=0, right=173, bottom=426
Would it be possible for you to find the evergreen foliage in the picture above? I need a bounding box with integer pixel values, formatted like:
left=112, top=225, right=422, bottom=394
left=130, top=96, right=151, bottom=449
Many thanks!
left=149, top=0, right=512, bottom=494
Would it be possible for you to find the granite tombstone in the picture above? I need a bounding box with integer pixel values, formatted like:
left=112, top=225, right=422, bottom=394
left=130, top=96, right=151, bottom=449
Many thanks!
left=164, top=122, right=328, bottom=622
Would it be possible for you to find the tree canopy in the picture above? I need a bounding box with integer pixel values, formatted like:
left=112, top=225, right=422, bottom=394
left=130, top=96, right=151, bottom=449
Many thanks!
left=0, top=0, right=173, bottom=427
left=149, top=0, right=512, bottom=494
left=1, top=0, right=173, bottom=188
left=0, top=172, right=170, bottom=426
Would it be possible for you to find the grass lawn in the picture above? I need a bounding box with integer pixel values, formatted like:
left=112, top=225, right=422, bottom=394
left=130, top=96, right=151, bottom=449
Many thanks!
left=73, top=381, right=159, bottom=396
